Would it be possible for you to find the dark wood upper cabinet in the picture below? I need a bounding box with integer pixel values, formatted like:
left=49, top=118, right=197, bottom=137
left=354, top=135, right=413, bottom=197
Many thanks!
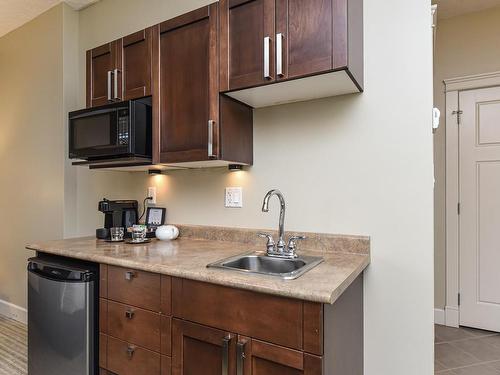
left=122, top=27, right=154, bottom=101
left=220, top=0, right=275, bottom=91
left=172, top=319, right=236, bottom=375
left=276, top=0, right=333, bottom=81
left=86, top=41, right=121, bottom=107
left=154, top=3, right=253, bottom=166
left=86, top=28, right=153, bottom=108
left=221, top=0, right=363, bottom=108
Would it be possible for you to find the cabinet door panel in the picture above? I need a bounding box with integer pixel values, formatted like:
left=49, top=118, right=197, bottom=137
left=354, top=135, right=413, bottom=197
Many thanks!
left=276, top=0, right=333, bottom=80
left=122, top=28, right=153, bottom=100
left=242, top=339, right=322, bottom=375
left=158, top=5, right=217, bottom=163
left=221, top=0, right=275, bottom=91
left=172, top=319, right=236, bottom=375
left=87, top=43, right=115, bottom=107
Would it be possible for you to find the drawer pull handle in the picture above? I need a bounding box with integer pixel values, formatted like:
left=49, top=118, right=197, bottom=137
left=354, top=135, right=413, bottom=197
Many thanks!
left=237, top=340, right=246, bottom=375
left=125, top=271, right=136, bottom=280
left=126, top=345, right=135, bottom=358
left=222, top=335, right=231, bottom=375
left=125, top=309, right=135, bottom=319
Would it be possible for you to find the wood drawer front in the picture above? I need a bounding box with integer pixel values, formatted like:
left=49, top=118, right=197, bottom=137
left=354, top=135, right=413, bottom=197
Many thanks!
left=173, top=278, right=303, bottom=350
left=107, top=336, right=161, bottom=375
left=107, top=266, right=161, bottom=311
left=107, top=300, right=161, bottom=352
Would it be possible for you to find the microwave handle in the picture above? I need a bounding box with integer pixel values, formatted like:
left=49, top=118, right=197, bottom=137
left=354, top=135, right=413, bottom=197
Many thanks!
left=107, top=71, right=112, bottom=101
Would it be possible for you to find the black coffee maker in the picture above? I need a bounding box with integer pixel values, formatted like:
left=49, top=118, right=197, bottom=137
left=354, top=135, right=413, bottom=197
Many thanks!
left=96, top=198, right=139, bottom=239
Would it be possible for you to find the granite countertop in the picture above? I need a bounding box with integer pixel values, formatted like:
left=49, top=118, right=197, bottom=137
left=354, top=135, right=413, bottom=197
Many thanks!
left=26, top=225, right=370, bottom=304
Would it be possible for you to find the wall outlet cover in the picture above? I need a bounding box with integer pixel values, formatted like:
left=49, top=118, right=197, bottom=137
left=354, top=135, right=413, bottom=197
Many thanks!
left=225, top=187, right=243, bottom=208
left=148, top=186, right=157, bottom=204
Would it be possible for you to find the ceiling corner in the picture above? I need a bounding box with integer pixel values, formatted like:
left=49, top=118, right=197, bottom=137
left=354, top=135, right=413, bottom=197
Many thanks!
left=63, top=0, right=100, bottom=11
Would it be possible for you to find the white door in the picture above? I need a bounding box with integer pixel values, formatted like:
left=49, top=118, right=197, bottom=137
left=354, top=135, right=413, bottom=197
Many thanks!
left=460, top=86, right=500, bottom=331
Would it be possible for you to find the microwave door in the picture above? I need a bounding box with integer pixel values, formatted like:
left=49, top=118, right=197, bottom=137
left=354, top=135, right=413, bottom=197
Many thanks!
left=69, top=107, right=130, bottom=159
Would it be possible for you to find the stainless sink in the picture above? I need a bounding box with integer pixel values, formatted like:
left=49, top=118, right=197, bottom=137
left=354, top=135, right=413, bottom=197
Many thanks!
left=207, top=252, right=324, bottom=280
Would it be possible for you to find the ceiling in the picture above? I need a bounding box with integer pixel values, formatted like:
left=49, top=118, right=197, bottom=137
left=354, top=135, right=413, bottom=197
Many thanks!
left=434, top=0, right=500, bottom=19
left=0, top=0, right=98, bottom=38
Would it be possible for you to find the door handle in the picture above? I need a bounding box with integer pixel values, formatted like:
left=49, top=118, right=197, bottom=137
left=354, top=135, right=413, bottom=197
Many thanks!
left=125, top=271, right=136, bottom=280
left=222, top=335, right=231, bottom=375
left=113, top=68, right=121, bottom=101
left=236, top=341, right=246, bottom=375
left=276, top=33, right=284, bottom=77
left=264, top=36, right=272, bottom=80
left=208, top=120, right=217, bottom=159
left=107, top=71, right=112, bottom=101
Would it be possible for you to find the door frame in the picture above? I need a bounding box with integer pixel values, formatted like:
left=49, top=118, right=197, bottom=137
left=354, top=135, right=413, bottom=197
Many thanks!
left=444, top=70, right=500, bottom=327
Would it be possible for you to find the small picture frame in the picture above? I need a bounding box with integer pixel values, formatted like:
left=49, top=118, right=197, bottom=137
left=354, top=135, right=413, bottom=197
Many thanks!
left=145, top=207, right=166, bottom=227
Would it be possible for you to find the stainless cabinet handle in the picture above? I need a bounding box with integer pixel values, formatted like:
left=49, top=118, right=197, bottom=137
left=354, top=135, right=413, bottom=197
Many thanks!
left=125, top=309, right=135, bottom=319
left=107, top=71, right=112, bottom=101
left=264, top=36, right=272, bottom=80
left=125, top=271, right=136, bottom=280
left=237, top=341, right=246, bottom=375
left=113, top=68, right=121, bottom=101
left=222, top=335, right=231, bottom=375
left=126, top=345, right=135, bottom=358
left=208, top=120, right=216, bottom=159
left=276, top=33, right=284, bottom=77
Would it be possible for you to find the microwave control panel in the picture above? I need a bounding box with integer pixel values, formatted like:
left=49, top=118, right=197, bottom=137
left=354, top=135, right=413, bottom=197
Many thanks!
left=117, top=109, right=129, bottom=145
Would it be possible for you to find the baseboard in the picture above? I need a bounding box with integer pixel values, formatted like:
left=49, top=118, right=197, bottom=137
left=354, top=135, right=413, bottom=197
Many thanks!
left=435, top=308, right=445, bottom=325
left=0, top=299, right=27, bottom=324
left=445, top=306, right=460, bottom=327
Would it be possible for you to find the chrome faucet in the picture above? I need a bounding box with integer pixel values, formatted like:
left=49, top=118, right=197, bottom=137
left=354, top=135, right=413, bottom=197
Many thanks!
left=259, top=189, right=305, bottom=258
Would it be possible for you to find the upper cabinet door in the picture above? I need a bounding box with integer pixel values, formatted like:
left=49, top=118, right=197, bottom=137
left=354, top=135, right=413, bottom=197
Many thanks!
left=220, top=0, right=275, bottom=92
left=122, top=28, right=153, bottom=101
left=156, top=4, right=219, bottom=163
left=86, top=42, right=120, bottom=107
left=172, top=319, right=236, bottom=375
left=275, top=0, right=333, bottom=81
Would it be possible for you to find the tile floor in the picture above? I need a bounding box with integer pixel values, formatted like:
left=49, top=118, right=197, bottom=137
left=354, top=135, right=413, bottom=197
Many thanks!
left=436, top=324, right=500, bottom=374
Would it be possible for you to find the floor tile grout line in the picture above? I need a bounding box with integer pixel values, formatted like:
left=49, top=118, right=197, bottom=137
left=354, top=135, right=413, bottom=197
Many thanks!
left=436, top=359, right=500, bottom=372
left=435, top=333, right=500, bottom=345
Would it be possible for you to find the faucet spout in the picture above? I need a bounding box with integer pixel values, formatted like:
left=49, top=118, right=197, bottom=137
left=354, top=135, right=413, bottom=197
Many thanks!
left=262, top=189, right=286, bottom=251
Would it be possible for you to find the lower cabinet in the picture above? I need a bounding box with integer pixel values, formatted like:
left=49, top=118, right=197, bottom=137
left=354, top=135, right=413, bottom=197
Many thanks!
left=172, top=319, right=235, bottom=375
left=99, top=265, right=363, bottom=375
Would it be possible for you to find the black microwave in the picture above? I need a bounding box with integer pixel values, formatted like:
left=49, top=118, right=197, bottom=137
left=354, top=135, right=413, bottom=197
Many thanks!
left=69, top=97, right=152, bottom=163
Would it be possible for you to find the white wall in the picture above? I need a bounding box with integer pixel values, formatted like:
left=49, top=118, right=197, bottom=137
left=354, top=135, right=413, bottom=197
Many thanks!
left=79, top=0, right=435, bottom=373
left=433, top=6, right=500, bottom=309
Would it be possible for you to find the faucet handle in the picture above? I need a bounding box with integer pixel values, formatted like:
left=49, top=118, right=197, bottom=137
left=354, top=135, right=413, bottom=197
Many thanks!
left=287, top=235, right=306, bottom=252
left=258, top=232, right=276, bottom=252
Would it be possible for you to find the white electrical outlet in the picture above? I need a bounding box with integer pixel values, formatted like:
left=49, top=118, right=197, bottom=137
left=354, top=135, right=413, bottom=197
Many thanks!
left=225, top=187, right=243, bottom=208
left=148, top=186, right=157, bottom=204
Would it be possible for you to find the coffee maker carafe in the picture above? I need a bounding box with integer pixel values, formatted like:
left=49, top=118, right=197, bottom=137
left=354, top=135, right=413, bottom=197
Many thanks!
left=96, top=198, right=139, bottom=239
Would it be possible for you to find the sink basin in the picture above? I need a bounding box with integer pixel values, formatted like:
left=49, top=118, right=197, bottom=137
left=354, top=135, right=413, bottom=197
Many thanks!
left=207, top=252, right=324, bottom=280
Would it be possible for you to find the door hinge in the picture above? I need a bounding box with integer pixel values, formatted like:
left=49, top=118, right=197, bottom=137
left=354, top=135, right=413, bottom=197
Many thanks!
left=458, top=293, right=461, bottom=306
left=457, top=202, right=461, bottom=215
left=452, top=110, right=463, bottom=125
